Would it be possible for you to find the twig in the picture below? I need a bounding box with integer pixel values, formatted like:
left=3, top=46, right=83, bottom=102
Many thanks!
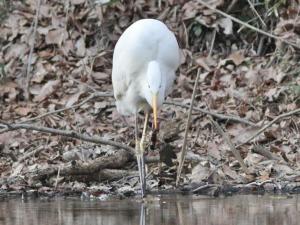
left=237, top=108, right=300, bottom=147
left=208, top=30, right=216, bottom=57
left=18, top=145, right=44, bottom=163
left=197, top=0, right=300, bottom=50
left=208, top=116, right=249, bottom=174
left=18, top=92, right=112, bottom=124
left=25, top=0, right=41, bottom=100
left=176, top=69, right=201, bottom=186
left=225, top=0, right=238, bottom=13
left=145, top=153, right=205, bottom=164
left=192, top=184, right=217, bottom=193
left=0, top=120, right=12, bottom=128
left=165, top=101, right=258, bottom=127
left=246, top=0, right=266, bottom=28
left=70, top=77, right=98, bottom=93
left=0, top=122, right=135, bottom=154
left=252, top=144, right=281, bottom=161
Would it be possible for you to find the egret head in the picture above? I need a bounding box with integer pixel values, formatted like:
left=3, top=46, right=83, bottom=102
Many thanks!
left=146, top=61, right=163, bottom=129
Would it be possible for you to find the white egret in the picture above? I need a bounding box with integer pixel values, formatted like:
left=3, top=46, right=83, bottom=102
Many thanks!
left=112, top=19, right=180, bottom=197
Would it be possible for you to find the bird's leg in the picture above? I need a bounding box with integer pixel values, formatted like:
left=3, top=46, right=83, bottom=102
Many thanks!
left=140, top=112, right=149, bottom=153
left=139, top=113, right=149, bottom=192
left=135, top=112, right=146, bottom=197
left=135, top=113, right=139, bottom=148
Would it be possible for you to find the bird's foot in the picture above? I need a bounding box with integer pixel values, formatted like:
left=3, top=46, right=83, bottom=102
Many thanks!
left=136, top=154, right=146, bottom=197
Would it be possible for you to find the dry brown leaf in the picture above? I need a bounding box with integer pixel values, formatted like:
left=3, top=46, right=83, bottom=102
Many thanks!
left=223, top=164, right=239, bottom=180
left=66, top=91, right=84, bottom=107
left=45, top=29, right=68, bottom=45
left=195, top=57, right=211, bottom=71
left=274, top=164, right=294, bottom=176
left=75, top=37, right=86, bottom=57
left=264, top=87, right=282, bottom=102
left=31, top=62, right=48, bottom=83
left=216, top=18, right=233, bottom=35
left=182, top=2, right=199, bottom=20
left=15, top=107, right=32, bottom=116
left=228, top=51, right=245, bottom=66
left=33, top=80, right=60, bottom=102
left=244, top=153, right=264, bottom=166
left=0, top=82, right=19, bottom=102
left=207, top=142, right=221, bottom=160
left=244, top=68, right=262, bottom=86
left=71, top=0, right=86, bottom=5
left=4, top=43, right=28, bottom=61
left=91, top=72, right=109, bottom=80
left=10, top=163, right=24, bottom=177
left=228, top=124, right=259, bottom=144
left=190, top=163, right=209, bottom=183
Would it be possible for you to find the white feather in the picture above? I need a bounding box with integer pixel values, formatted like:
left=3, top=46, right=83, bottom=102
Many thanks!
left=112, top=19, right=180, bottom=115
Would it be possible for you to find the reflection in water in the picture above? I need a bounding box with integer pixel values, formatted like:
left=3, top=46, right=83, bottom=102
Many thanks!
left=0, top=195, right=299, bottom=225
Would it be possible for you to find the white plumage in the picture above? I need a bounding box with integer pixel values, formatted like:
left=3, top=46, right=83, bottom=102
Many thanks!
left=112, top=19, right=180, bottom=197
left=112, top=19, right=180, bottom=116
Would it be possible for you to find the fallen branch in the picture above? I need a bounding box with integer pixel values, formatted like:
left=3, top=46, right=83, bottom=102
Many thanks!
left=165, top=101, right=258, bottom=127
left=176, top=69, right=201, bottom=185
left=68, top=169, right=138, bottom=182
left=0, top=122, right=135, bottom=154
left=237, top=108, right=300, bottom=147
left=18, top=91, right=113, bottom=124
left=0, top=154, right=202, bottom=186
left=252, top=145, right=281, bottom=161
left=197, top=0, right=300, bottom=50
left=192, top=184, right=218, bottom=193
left=25, top=0, right=41, bottom=100
left=145, top=152, right=204, bottom=164
left=209, top=116, right=249, bottom=174
left=30, top=149, right=130, bottom=181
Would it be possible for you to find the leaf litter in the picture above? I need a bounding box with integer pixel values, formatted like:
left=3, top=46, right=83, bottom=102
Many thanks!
left=0, top=0, right=299, bottom=198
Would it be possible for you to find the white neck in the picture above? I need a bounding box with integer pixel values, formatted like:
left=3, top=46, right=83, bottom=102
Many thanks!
left=147, top=61, right=161, bottom=93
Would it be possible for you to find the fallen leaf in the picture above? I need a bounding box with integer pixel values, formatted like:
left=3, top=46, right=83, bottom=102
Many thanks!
left=75, top=37, right=86, bottom=57
left=264, top=87, right=282, bottom=102
left=66, top=91, right=84, bottom=107
left=31, top=62, right=48, bottom=83
left=33, top=80, right=60, bottom=102
left=4, top=43, right=28, bottom=61
left=15, top=107, right=32, bottom=116
left=0, top=82, right=19, bottom=102
left=71, top=0, right=86, bottom=5
left=195, top=57, right=211, bottom=71
left=223, top=164, right=239, bottom=180
left=190, top=163, right=209, bottom=183
left=244, top=153, right=264, bottom=166
left=91, top=72, right=109, bottom=80
left=207, top=142, right=221, bottom=160
left=228, top=51, right=245, bottom=66
left=216, top=18, right=233, bottom=35
left=45, top=29, right=68, bottom=45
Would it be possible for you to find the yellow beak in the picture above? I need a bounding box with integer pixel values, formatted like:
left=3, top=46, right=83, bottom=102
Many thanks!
left=152, top=93, right=158, bottom=129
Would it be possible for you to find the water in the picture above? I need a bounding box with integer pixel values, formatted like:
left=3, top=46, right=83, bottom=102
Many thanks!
left=0, top=194, right=299, bottom=225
